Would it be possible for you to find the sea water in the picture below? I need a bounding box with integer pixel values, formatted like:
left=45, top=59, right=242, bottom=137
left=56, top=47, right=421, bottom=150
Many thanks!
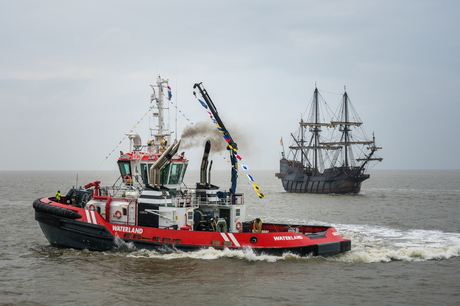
left=1, top=170, right=459, bottom=305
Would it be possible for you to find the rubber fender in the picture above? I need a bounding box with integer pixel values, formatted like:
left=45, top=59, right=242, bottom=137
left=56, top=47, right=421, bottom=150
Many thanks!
left=33, top=199, right=82, bottom=220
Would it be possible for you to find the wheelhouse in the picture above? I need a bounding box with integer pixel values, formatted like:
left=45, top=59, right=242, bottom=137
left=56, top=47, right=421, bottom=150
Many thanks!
left=117, top=154, right=188, bottom=187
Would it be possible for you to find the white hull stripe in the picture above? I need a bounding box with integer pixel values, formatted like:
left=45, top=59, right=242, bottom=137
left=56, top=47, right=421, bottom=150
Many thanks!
left=90, top=210, right=97, bottom=224
left=85, top=210, right=97, bottom=225
left=220, top=233, right=230, bottom=242
left=227, top=233, right=240, bottom=247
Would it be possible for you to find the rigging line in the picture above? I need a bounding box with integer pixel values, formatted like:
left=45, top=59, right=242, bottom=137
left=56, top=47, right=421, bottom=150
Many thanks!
left=84, top=105, right=156, bottom=182
left=318, top=88, right=343, bottom=95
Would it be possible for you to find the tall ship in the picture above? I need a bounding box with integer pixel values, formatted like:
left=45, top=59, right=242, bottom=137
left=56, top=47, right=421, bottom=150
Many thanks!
left=32, top=78, right=351, bottom=257
left=276, top=87, right=382, bottom=194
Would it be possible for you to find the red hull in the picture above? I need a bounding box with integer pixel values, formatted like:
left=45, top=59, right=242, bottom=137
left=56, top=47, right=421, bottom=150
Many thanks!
left=34, top=198, right=351, bottom=257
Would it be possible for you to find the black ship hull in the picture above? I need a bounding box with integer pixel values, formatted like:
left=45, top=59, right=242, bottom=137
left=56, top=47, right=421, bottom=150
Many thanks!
left=276, top=159, right=370, bottom=194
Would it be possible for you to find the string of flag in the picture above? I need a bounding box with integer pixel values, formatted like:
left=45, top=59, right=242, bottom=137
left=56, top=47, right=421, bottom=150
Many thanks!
left=193, top=93, right=265, bottom=199
left=101, top=83, right=265, bottom=199
left=104, top=105, right=155, bottom=160
left=106, top=84, right=172, bottom=160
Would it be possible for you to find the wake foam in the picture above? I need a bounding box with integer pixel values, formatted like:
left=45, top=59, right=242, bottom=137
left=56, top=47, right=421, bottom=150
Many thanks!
left=331, top=223, right=460, bottom=263
left=109, top=221, right=460, bottom=263
left=123, top=247, right=294, bottom=262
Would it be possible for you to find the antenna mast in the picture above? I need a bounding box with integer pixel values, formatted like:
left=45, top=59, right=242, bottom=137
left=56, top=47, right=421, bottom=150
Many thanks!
left=150, top=75, right=171, bottom=153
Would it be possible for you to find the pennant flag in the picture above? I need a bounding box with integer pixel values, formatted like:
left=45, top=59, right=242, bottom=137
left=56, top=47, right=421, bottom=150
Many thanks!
left=193, top=92, right=265, bottom=200
left=198, top=99, right=208, bottom=109
left=167, top=86, right=172, bottom=100
left=280, top=137, right=283, bottom=146
left=199, top=99, right=207, bottom=109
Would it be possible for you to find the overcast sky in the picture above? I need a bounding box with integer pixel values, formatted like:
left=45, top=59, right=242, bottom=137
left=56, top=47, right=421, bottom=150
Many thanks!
left=1, top=0, right=459, bottom=172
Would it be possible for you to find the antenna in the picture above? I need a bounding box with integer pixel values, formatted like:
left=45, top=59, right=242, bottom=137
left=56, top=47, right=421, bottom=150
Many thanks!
left=175, top=68, right=178, bottom=141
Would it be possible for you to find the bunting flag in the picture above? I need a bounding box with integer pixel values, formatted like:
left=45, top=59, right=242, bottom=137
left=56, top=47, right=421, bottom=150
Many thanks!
left=103, top=89, right=265, bottom=199
left=193, top=93, right=265, bottom=199
left=199, top=99, right=207, bottom=109
left=167, top=86, right=172, bottom=100
left=104, top=104, right=155, bottom=160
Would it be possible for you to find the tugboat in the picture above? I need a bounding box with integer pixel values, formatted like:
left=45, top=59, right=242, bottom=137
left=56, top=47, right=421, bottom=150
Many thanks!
left=276, top=87, right=382, bottom=194
left=33, top=77, right=351, bottom=257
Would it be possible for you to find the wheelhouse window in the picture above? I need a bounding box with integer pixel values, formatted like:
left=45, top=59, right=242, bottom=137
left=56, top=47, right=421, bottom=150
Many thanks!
left=169, top=163, right=183, bottom=184
left=179, top=163, right=188, bottom=184
left=141, top=164, right=149, bottom=185
left=118, top=161, right=131, bottom=178
left=160, top=164, right=171, bottom=185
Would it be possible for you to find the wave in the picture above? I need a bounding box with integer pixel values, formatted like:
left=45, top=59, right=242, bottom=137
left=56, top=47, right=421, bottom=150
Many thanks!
left=117, top=247, right=288, bottom=262
left=331, top=223, right=460, bottom=263
left=116, top=223, right=460, bottom=263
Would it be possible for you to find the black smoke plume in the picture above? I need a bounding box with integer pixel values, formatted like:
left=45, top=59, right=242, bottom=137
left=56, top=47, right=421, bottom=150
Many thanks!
left=180, top=121, right=247, bottom=153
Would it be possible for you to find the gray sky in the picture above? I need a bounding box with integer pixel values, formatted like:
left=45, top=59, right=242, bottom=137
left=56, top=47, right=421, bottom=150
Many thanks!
left=1, top=0, right=459, bottom=171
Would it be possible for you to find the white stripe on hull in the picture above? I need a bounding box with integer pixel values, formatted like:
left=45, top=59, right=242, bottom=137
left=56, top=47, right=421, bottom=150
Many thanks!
left=227, top=233, right=240, bottom=247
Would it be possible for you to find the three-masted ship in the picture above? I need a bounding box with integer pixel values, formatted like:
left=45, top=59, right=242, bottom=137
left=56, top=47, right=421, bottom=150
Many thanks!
left=276, top=87, right=382, bottom=194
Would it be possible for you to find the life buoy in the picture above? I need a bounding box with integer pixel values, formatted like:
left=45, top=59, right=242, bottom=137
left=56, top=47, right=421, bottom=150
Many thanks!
left=88, top=204, right=96, bottom=211
left=185, top=197, right=191, bottom=207
left=235, top=221, right=242, bottom=232
left=113, top=210, right=122, bottom=219
left=124, top=175, right=131, bottom=184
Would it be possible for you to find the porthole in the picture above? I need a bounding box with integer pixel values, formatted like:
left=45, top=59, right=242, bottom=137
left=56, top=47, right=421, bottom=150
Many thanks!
left=249, top=237, right=258, bottom=244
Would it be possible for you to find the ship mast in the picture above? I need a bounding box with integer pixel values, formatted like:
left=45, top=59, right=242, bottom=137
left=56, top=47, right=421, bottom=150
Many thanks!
left=150, top=75, right=171, bottom=153
left=343, top=91, right=350, bottom=167
left=313, top=87, right=319, bottom=172
left=290, top=87, right=340, bottom=172
left=327, top=90, right=380, bottom=169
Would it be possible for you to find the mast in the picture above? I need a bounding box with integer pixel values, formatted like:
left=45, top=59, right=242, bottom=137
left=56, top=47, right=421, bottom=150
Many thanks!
left=313, top=87, right=319, bottom=172
left=290, top=87, right=340, bottom=172
left=326, top=89, right=383, bottom=170
left=300, top=118, right=304, bottom=166
left=150, top=75, right=171, bottom=153
left=343, top=91, right=349, bottom=167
